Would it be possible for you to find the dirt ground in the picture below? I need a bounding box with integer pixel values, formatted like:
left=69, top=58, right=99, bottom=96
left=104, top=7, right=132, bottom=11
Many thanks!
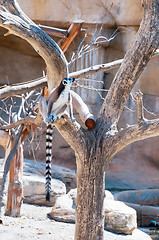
left=0, top=203, right=151, bottom=240
left=0, top=203, right=75, bottom=240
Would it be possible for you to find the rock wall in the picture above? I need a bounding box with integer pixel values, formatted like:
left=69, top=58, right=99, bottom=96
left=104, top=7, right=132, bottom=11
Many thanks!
left=0, top=0, right=159, bottom=190
left=18, top=0, right=142, bottom=26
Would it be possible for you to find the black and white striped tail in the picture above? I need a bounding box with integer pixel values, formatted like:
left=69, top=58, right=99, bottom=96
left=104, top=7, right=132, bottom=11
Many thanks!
left=46, top=124, right=53, bottom=201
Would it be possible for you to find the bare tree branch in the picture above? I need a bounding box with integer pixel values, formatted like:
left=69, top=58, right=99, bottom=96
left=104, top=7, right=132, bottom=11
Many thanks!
left=71, top=90, right=96, bottom=129
left=54, top=116, right=87, bottom=153
left=0, top=48, right=159, bottom=99
left=0, top=77, right=47, bottom=99
left=69, top=59, right=123, bottom=79
left=1, top=50, right=159, bottom=100
left=0, top=0, right=35, bottom=24
left=0, top=58, right=123, bottom=99
left=0, top=0, right=68, bottom=91
left=111, top=117, right=159, bottom=160
left=39, top=24, right=69, bottom=38
left=0, top=115, right=38, bottom=130
left=99, top=1, right=159, bottom=126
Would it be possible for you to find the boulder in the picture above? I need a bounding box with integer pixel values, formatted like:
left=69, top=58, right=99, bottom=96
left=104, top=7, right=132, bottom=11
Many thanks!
left=0, top=158, right=75, bottom=206
left=104, top=199, right=137, bottom=234
left=126, top=202, right=159, bottom=227
left=49, top=188, right=76, bottom=223
left=49, top=189, right=114, bottom=223
left=104, top=228, right=151, bottom=240
left=114, top=189, right=159, bottom=226
left=105, top=190, right=114, bottom=201
left=114, top=189, right=159, bottom=206
left=23, top=158, right=77, bottom=191
left=50, top=188, right=137, bottom=235
left=23, top=174, right=66, bottom=206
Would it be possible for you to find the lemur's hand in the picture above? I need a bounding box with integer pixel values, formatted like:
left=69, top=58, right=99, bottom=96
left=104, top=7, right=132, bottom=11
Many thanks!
left=70, top=116, right=76, bottom=123
left=45, top=113, right=57, bottom=123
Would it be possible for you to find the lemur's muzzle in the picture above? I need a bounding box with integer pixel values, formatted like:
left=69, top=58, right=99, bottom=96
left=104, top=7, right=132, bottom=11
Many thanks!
left=63, top=77, right=75, bottom=83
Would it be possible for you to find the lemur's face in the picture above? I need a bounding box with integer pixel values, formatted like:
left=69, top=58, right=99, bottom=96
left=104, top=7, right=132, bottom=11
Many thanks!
left=62, top=77, right=75, bottom=85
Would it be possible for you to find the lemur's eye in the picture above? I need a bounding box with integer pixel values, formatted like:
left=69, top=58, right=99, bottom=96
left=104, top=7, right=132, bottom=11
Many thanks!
left=62, top=79, right=68, bottom=85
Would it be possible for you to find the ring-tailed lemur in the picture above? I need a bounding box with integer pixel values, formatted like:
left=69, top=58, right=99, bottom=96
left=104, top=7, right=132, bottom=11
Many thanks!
left=39, top=77, right=75, bottom=201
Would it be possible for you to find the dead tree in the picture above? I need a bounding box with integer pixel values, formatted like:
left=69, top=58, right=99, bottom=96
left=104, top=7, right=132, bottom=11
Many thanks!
left=0, top=0, right=159, bottom=240
left=0, top=90, right=42, bottom=218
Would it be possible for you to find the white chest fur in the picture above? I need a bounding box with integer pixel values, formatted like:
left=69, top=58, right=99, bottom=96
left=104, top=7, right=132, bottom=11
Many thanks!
left=52, top=86, right=70, bottom=115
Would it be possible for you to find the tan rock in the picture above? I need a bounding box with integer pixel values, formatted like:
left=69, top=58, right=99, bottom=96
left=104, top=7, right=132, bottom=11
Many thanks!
left=104, top=199, right=137, bottom=234
left=23, top=174, right=66, bottom=206
left=126, top=202, right=159, bottom=227
left=114, top=189, right=159, bottom=227
left=23, top=159, right=77, bottom=192
left=114, top=189, right=159, bottom=206
left=50, top=188, right=137, bottom=235
left=49, top=188, right=76, bottom=223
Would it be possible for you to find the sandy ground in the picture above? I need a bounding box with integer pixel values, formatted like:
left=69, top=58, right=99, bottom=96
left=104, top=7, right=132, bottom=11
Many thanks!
left=0, top=203, right=75, bottom=240
left=0, top=203, right=151, bottom=240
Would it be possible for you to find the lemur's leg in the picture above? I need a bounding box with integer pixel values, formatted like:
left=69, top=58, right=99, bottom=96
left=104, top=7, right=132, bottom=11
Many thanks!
left=68, top=93, right=75, bottom=122
left=39, top=97, right=48, bottom=120
left=53, top=105, right=67, bottom=119
left=45, top=113, right=57, bottom=123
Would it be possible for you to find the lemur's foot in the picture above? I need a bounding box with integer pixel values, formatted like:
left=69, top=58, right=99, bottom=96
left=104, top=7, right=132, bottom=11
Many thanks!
left=70, top=117, right=80, bottom=130
left=45, top=113, right=57, bottom=123
left=71, top=117, right=76, bottom=123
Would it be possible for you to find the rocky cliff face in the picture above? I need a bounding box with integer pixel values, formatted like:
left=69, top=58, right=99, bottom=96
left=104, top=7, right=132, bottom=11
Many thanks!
left=18, top=0, right=142, bottom=26
left=0, top=0, right=159, bottom=190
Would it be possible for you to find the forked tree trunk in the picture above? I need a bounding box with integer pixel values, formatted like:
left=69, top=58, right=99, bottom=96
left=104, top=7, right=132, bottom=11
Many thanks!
left=75, top=138, right=106, bottom=240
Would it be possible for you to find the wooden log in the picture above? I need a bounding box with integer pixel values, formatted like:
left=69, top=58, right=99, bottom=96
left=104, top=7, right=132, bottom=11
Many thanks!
left=39, top=24, right=69, bottom=38
left=58, top=22, right=83, bottom=52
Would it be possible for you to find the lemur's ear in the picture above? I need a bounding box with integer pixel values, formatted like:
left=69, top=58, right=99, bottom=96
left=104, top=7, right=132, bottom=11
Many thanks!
left=39, top=97, right=48, bottom=120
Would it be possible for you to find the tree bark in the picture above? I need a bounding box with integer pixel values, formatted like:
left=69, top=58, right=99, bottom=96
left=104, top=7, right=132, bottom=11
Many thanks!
left=75, top=145, right=105, bottom=240
left=5, top=138, right=23, bottom=217
left=100, top=0, right=159, bottom=125
left=0, top=125, right=24, bottom=220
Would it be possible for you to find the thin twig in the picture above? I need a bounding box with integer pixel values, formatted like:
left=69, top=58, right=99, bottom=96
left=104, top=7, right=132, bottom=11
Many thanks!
left=76, top=77, right=104, bottom=84
left=74, top=82, right=107, bottom=100
left=0, top=115, right=37, bottom=130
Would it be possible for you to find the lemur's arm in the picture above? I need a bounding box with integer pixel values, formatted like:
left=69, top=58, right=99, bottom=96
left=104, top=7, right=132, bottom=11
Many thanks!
left=39, top=77, right=75, bottom=124
left=68, top=93, right=75, bottom=122
left=39, top=97, right=48, bottom=121
left=47, top=90, right=58, bottom=115
left=39, top=96, right=57, bottom=123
